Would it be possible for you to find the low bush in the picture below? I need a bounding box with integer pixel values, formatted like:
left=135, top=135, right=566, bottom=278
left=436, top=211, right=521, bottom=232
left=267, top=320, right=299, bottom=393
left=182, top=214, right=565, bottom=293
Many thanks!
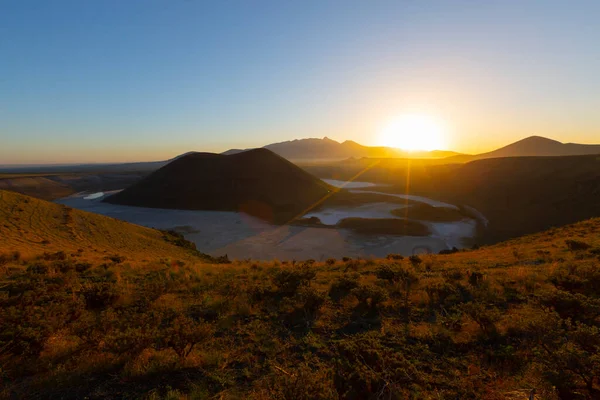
left=566, top=239, right=592, bottom=251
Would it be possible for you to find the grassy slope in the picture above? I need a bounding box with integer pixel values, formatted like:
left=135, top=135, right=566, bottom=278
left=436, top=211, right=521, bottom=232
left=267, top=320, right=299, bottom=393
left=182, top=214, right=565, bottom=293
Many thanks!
left=0, top=172, right=148, bottom=202
left=0, top=190, right=200, bottom=264
left=0, top=197, right=599, bottom=399
left=0, top=175, right=75, bottom=201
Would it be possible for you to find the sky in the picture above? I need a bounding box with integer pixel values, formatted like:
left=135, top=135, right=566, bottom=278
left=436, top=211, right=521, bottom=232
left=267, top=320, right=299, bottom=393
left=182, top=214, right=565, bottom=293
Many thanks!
left=2, top=0, right=600, bottom=164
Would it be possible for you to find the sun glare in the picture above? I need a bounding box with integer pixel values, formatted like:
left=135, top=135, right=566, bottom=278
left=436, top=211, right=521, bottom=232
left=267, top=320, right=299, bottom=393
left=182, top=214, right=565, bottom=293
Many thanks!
left=378, top=114, right=447, bottom=151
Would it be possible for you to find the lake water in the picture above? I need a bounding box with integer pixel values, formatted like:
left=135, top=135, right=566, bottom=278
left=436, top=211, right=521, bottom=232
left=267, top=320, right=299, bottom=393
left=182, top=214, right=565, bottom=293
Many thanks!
left=57, top=186, right=482, bottom=260
left=305, top=180, right=477, bottom=249
left=349, top=190, right=458, bottom=209
left=322, top=179, right=387, bottom=189
left=83, top=192, right=104, bottom=200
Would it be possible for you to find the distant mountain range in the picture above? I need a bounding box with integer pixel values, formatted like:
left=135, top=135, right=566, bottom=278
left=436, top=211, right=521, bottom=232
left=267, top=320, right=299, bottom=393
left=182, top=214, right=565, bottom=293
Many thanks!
left=447, top=136, right=600, bottom=163
left=224, top=135, right=600, bottom=163
left=2, top=136, right=599, bottom=175
left=223, top=137, right=461, bottom=161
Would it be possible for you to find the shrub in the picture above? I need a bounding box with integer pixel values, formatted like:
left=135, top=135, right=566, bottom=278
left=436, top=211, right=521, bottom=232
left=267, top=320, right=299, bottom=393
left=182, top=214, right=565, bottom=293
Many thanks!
left=468, top=271, right=485, bottom=287
left=103, top=326, right=155, bottom=356
left=41, top=251, right=67, bottom=261
left=566, top=239, right=591, bottom=251
left=332, top=333, right=448, bottom=399
left=82, top=283, right=121, bottom=310
left=299, top=288, right=326, bottom=315
left=409, top=255, right=422, bottom=267
left=155, top=315, right=213, bottom=360
left=460, top=302, right=500, bottom=336
left=328, top=273, right=360, bottom=302
left=351, top=285, right=388, bottom=311
left=550, top=263, right=600, bottom=298
left=525, top=313, right=600, bottom=398
left=286, top=287, right=328, bottom=329
left=537, top=289, right=600, bottom=325
left=26, top=262, right=49, bottom=274
left=265, top=363, right=336, bottom=400
left=0, top=251, right=20, bottom=266
left=425, top=282, right=458, bottom=307
left=161, top=230, right=196, bottom=250
left=105, top=254, right=126, bottom=264
left=343, top=259, right=361, bottom=272
left=272, top=267, right=316, bottom=296
left=375, top=265, right=398, bottom=283
left=376, top=265, right=419, bottom=307
left=215, top=254, right=231, bottom=264
left=54, top=258, right=75, bottom=273
left=439, top=247, right=460, bottom=255
left=75, top=262, right=92, bottom=272
left=442, top=270, right=464, bottom=282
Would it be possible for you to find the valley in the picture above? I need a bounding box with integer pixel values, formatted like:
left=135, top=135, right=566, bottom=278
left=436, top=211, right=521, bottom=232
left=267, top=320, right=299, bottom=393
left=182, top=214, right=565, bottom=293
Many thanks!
left=56, top=182, right=474, bottom=260
left=3, top=143, right=598, bottom=260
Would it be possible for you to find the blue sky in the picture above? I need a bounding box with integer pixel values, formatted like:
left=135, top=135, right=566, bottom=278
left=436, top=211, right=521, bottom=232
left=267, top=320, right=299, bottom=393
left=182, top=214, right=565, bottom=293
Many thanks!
left=2, top=0, right=600, bottom=164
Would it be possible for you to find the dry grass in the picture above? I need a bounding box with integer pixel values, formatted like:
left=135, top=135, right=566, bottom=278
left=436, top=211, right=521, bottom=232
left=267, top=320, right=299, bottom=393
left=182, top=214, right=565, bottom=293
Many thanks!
left=0, top=190, right=599, bottom=399
left=0, top=176, right=75, bottom=200
left=0, top=190, right=199, bottom=264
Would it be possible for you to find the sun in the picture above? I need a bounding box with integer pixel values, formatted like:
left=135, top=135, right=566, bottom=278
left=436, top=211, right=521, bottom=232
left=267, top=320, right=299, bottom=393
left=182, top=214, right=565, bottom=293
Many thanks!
left=378, top=114, right=447, bottom=151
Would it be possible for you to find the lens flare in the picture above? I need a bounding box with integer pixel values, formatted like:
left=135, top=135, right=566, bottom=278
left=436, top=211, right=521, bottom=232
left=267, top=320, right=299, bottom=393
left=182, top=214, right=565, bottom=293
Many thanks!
left=379, top=114, right=447, bottom=151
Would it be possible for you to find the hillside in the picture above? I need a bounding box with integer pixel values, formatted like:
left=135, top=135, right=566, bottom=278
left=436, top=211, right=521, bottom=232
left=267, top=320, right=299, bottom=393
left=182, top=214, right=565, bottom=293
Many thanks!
left=304, top=154, right=600, bottom=244
left=0, top=174, right=75, bottom=201
left=448, top=136, right=600, bottom=163
left=1, top=206, right=599, bottom=398
left=0, top=190, right=207, bottom=263
left=223, top=137, right=460, bottom=161
left=105, top=149, right=333, bottom=223
left=0, top=171, right=147, bottom=202
left=409, top=155, right=600, bottom=243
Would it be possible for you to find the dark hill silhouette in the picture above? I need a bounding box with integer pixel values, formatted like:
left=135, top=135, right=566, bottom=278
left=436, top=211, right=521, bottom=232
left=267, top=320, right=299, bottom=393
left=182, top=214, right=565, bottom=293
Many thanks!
left=448, top=136, right=600, bottom=162
left=104, top=149, right=332, bottom=223
left=430, top=155, right=600, bottom=240
left=304, top=154, right=600, bottom=244
left=223, top=137, right=460, bottom=161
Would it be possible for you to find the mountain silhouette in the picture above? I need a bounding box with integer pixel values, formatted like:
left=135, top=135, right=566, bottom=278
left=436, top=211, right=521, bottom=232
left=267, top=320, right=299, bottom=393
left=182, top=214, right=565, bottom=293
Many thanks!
left=223, top=137, right=460, bottom=161
left=104, top=149, right=332, bottom=223
left=448, top=136, right=600, bottom=162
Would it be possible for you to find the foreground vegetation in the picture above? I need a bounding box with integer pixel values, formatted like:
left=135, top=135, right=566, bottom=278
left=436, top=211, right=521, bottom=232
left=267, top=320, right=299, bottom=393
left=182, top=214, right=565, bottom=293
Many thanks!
left=1, top=218, right=599, bottom=399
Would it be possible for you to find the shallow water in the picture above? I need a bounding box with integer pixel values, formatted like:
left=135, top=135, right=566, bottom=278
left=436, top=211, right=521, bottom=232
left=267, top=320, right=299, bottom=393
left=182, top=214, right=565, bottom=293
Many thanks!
left=322, top=179, right=387, bottom=189
left=349, top=190, right=458, bottom=209
left=56, top=187, right=481, bottom=260
left=83, top=192, right=104, bottom=200
left=304, top=202, right=406, bottom=225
